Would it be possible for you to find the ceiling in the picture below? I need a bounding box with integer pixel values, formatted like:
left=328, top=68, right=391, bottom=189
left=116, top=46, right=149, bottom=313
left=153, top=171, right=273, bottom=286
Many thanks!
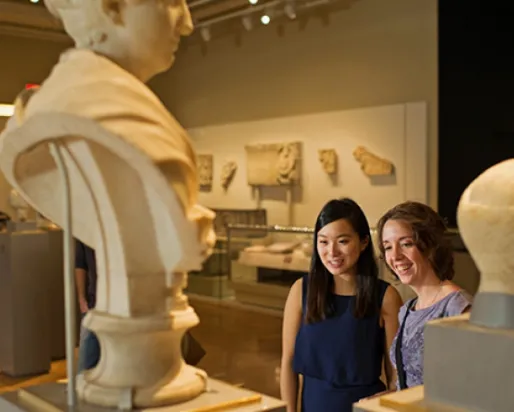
left=0, top=0, right=358, bottom=43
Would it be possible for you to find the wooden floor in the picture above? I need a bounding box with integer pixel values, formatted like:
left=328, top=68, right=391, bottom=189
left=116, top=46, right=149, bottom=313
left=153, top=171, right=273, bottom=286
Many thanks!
left=0, top=297, right=283, bottom=399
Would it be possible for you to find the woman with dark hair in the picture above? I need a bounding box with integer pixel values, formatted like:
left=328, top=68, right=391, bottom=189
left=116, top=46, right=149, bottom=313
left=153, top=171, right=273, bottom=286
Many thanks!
left=377, top=201, right=472, bottom=390
left=280, top=198, right=402, bottom=412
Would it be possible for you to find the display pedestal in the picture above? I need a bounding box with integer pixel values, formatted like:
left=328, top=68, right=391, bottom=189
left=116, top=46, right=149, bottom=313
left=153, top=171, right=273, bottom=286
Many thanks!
left=0, top=222, right=51, bottom=377
left=354, top=313, right=514, bottom=412
left=0, top=379, right=286, bottom=411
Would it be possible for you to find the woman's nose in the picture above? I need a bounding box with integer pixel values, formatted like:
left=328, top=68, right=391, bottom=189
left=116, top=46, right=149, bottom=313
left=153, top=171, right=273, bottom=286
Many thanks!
left=328, top=243, right=340, bottom=256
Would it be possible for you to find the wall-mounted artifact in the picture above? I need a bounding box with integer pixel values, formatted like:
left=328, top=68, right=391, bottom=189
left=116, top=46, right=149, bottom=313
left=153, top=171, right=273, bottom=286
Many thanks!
left=245, top=142, right=301, bottom=186
left=318, top=149, right=337, bottom=174
left=353, top=146, right=394, bottom=176
left=221, top=161, right=237, bottom=190
left=197, top=154, right=213, bottom=188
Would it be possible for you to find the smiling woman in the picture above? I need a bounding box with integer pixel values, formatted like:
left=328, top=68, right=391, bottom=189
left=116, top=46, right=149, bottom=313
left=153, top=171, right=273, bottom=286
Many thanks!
left=280, top=198, right=402, bottom=412
left=376, top=201, right=473, bottom=390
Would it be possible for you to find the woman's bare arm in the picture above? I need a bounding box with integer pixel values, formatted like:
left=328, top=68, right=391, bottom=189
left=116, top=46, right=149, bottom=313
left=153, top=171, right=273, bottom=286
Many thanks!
left=280, top=278, right=303, bottom=412
left=381, top=286, right=402, bottom=390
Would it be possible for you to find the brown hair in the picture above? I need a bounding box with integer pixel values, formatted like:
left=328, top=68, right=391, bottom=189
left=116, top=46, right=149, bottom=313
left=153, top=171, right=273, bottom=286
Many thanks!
left=376, top=201, right=454, bottom=281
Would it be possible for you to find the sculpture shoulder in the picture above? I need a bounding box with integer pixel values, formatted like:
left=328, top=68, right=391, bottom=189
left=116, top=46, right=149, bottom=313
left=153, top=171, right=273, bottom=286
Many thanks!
left=17, top=49, right=194, bottom=163
left=26, top=49, right=170, bottom=121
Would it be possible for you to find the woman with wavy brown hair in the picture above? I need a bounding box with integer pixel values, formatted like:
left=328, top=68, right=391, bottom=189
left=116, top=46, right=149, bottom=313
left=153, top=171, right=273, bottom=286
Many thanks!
left=377, top=201, right=472, bottom=390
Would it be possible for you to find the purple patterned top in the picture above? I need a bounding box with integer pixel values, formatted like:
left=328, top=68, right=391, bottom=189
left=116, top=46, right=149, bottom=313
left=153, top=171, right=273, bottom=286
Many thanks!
left=389, top=290, right=473, bottom=388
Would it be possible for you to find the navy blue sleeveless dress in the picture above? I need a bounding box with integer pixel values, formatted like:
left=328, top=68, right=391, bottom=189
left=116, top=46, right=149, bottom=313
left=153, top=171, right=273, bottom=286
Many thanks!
left=293, top=276, right=389, bottom=412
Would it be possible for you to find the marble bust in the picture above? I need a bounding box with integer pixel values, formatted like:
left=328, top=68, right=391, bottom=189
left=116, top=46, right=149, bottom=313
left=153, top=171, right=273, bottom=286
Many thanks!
left=0, top=0, right=215, bottom=409
left=458, top=158, right=514, bottom=328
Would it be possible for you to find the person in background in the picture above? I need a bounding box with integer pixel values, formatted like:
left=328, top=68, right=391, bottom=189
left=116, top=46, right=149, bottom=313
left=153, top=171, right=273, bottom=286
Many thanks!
left=377, top=201, right=472, bottom=390
left=281, top=198, right=403, bottom=412
left=75, top=239, right=100, bottom=372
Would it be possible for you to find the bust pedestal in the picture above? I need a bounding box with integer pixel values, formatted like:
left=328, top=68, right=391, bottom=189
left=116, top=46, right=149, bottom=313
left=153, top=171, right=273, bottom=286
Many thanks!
left=0, top=379, right=286, bottom=411
left=355, top=313, right=514, bottom=412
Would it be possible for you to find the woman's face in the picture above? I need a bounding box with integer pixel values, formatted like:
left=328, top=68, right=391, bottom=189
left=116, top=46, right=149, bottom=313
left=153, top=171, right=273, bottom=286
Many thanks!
left=381, top=219, right=432, bottom=285
left=316, top=218, right=368, bottom=276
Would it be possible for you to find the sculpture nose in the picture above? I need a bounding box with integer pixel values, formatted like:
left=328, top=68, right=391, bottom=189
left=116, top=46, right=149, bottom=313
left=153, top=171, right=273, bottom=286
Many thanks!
left=179, top=1, right=194, bottom=36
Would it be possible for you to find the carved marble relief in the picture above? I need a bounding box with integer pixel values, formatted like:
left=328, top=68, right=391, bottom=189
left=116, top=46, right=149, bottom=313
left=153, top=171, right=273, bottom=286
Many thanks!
left=197, top=154, right=213, bottom=188
left=353, top=146, right=394, bottom=176
left=245, top=142, right=301, bottom=186
left=318, top=149, right=337, bottom=174
left=221, top=161, right=237, bottom=190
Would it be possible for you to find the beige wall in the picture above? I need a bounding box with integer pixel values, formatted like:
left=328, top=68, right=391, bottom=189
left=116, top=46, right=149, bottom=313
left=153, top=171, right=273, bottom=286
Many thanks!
left=0, top=34, right=66, bottom=104
left=151, top=0, right=438, bottom=208
left=0, top=0, right=437, bottom=218
left=190, top=102, right=427, bottom=227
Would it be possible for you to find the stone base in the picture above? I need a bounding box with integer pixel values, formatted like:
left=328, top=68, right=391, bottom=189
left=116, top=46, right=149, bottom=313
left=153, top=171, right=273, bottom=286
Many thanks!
left=356, top=313, right=514, bottom=412
left=353, top=386, right=462, bottom=412
left=424, top=313, right=514, bottom=412
left=0, top=378, right=286, bottom=411
left=77, top=364, right=207, bottom=409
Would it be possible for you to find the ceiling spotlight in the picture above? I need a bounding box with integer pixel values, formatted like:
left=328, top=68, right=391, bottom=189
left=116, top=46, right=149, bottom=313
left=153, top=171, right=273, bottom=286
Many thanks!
left=248, top=0, right=258, bottom=4
left=30, top=0, right=39, bottom=3
left=200, top=27, right=211, bottom=42
left=242, top=16, right=253, bottom=31
left=0, top=104, right=14, bottom=118
left=260, top=14, right=271, bottom=25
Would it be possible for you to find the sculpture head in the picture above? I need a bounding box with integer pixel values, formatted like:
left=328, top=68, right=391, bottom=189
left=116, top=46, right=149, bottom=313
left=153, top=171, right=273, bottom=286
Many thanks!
left=44, top=0, right=193, bottom=82
left=457, top=159, right=514, bottom=296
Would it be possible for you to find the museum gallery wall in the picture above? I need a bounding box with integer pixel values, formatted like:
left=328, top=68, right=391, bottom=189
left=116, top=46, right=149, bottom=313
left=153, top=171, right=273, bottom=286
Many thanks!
left=189, top=102, right=427, bottom=228
left=152, top=0, right=438, bottom=209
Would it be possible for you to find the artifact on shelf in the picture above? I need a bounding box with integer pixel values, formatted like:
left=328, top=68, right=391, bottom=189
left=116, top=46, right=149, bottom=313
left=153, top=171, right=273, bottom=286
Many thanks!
left=8, top=189, right=30, bottom=222
left=197, top=154, right=213, bottom=189
left=352, top=146, right=394, bottom=176
left=245, top=141, right=301, bottom=186
left=318, top=149, right=337, bottom=174
left=220, top=160, right=237, bottom=189
left=0, top=0, right=216, bottom=409
left=355, top=159, right=514, bottom=412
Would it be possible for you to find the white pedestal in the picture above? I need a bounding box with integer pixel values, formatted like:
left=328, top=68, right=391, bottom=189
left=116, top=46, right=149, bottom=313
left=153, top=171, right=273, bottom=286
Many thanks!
left=0, top=379, right=286, bottom=411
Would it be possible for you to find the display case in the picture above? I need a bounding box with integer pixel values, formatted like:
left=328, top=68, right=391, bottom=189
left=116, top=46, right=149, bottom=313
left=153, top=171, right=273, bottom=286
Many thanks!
left=226, top=223, right=314, bottom=310
left=186, top=208, right=267, bottom=299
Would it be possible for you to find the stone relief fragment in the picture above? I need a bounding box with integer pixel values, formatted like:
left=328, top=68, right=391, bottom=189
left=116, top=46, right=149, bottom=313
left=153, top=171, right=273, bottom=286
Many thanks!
left=352, top=146, right=394, bottom=176
left=221, top=161, right=237, bottom=190
left=318, top=149, right=337, bottom=174
left=197, top=154, right=213, bottom=188
left=245, top=142, right=301, bottom=186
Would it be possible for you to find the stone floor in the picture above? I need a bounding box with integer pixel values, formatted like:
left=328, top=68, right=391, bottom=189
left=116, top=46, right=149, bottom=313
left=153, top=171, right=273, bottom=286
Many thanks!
left=0, top=296, right=283, bottom=400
